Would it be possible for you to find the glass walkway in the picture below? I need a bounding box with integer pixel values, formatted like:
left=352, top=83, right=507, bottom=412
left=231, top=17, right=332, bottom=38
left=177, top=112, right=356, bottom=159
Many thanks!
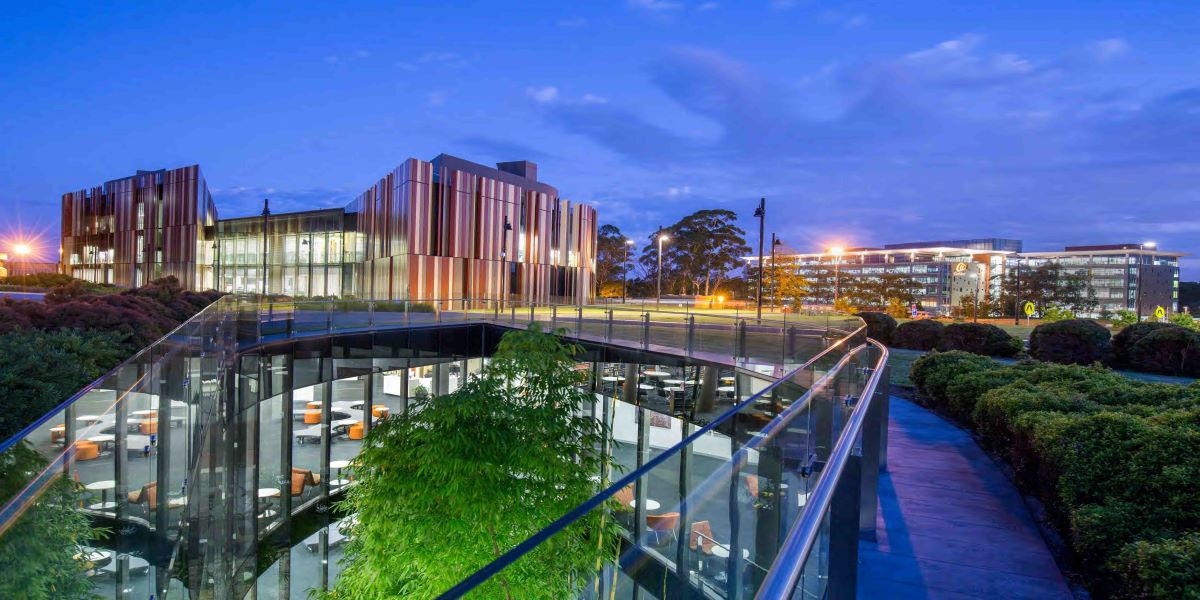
left=0, top=297, right=886, bottom=599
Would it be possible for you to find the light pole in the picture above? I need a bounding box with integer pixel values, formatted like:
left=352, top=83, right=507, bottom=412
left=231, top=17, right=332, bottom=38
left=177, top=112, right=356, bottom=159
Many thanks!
left=623, top=239, right=634, bottom=303
left=770, top=234, right=782, bottom=309
left=260, top=198, right=270, bottom=298
left=11, top=243, right=30, bottom=280
left=753, top=198, right=765, bottom=320
left=656, top=227, right=669, bottom=308
left=970, top=272, right=980, bottom=323
left=830, top=246, right=845, bottom=306
left=1013, top=255, right=1021, bottom=326
left=500, top=218, right=513, bottom=309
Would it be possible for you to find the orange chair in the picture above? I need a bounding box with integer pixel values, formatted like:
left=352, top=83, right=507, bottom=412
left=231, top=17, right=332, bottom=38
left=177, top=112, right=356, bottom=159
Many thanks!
left=290, top=468, right=321, bottom=497
left=74, top=440, right=100, bottom=461
left=306, top=401, right=321, bottom=410
left=50, top=424, right=66, bottom=444
left=614, top=484, right=635, bottom=509
left=689, top=520, right=716, bottom=555
left=139, top=419, right=159, bottom=435
left=303, top=410, right=321, bottom=424
left=646, top=512, right=680, bottom=546
left=127, top=482, right=158, bottom=507
left=371, top=406, right=390, bottom=418
left=743, top=474, right=759, bottom=500
left=348, top=422, right=364, bottom=440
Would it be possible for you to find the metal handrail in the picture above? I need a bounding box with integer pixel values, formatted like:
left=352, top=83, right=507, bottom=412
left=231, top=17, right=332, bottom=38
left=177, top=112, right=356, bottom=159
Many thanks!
left=754, top=338, right=890, bottom=600
left=435, top=329, right=868, bottom=599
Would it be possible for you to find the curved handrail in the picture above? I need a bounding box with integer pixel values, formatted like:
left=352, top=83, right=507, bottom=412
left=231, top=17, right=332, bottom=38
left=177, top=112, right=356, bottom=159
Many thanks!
left=434, top=327, right=869, bottom=599
left=754, top=338, right=889, bottom=600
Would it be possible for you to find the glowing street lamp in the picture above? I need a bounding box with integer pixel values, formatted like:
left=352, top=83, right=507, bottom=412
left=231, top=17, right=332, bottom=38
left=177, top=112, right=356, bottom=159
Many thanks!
left=11, top=243, right=31, bottom=279
left=830, top=246, right=845, bottom=305
left=656, top=228, right=670, bottom=308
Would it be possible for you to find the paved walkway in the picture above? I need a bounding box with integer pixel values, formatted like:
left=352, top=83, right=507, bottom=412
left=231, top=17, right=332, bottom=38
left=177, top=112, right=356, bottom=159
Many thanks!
left=857, top=397, right=1074, bottom=600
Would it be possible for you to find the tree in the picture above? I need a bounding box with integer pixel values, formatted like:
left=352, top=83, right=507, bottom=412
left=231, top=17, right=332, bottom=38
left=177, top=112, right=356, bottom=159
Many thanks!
left=595, top=224, right=631, bottom=298
left=329, top=324, right=618, bottom=599
left=996, top=263, right=1099, bottom=316
left=639, top=210, right=749, bottom=296
left=0, top=443, right=105, bottom=599
left=764, top=263, right=809, bottom=308
left=1179, top=281, right=1200, bottom=314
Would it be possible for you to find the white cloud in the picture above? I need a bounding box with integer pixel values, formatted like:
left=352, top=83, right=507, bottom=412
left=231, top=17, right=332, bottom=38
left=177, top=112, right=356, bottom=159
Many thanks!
left=427, top=91, right=447, bottom=107
left=581, top=93, right=609, bottom=104
left=628, top=0, right=684, bottom=12
left=1086, top=38, right=1129, bottom=62
left=664, top=185, right=692, bottom=197
left=900, top=35, right=1038, bottom=87
left=526, top=86, right=560, bottom=104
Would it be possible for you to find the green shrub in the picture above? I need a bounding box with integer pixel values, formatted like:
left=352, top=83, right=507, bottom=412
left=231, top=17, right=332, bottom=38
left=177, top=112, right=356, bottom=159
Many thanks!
left=1111, top=532, right=1200, bottom=600
left=1111, top=309, right=1139, bottom=328
left=1111, top=321, right=1179, bottom=368
left=1129, top=327, right=1200, bottom=376
left=1169, top=312, right=1199, bottom=331
left=1029, top=318, right=1111, bottom=365
left=944, top=366, right=1026, bottom=422
left=971, top=381, right=1099, bottom=453
left=935, top=323, right=1022, bottom=357
left=1041, top=305, right=1075, bottom=323
left=892, top=319, right=944, bottom=350
left=856, top=311, right=897, bottom=345
left=909, top=350, right=996, bottom=409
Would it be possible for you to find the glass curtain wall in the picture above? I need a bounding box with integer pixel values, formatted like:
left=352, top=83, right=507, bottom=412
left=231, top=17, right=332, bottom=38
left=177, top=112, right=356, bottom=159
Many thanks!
left=216, top=209, right=357, bottom=298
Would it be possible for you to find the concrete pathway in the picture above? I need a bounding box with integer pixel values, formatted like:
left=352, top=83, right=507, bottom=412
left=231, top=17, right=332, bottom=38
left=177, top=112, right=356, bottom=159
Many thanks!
left=857, top=397, right=1074, bottom=600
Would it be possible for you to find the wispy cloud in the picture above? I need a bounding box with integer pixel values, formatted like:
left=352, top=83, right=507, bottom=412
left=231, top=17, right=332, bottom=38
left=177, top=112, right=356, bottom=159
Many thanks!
left=696, top=2, right=719, bottom=11
left=628, top=0, right=684, bottom=13
left=526, top=86, right=560, bottom=104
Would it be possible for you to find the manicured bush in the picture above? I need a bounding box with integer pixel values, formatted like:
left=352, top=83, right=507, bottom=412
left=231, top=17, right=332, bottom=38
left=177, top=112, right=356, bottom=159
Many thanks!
left=892, top=319, right=944, bottom=350
left=1128, top=327, right=1200, bottom=377
left=972, top=381, right=1099, bottom=453
left=944, top=366, right=1027, bottom=422
left=910, top=350, right=996, bottom=409
left=1111, top=532, right=1200, bottom=599
left=1111, top=322, right=1178, bottom=368
left=1029, top=318, right=1111, bottom=365
left=856, top=311, right=897, bottom=345
left=936, top=323, right=1022, bottom=357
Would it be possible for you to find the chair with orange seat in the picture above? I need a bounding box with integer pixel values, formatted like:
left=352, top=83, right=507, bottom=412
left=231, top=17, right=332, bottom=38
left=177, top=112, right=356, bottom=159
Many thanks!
left=303, top=410, right=321, bottom=424
left=371, top=405, right=390, bottom=419
left=290, top=468, right=321, bottom=497
left=689, top=520, right=717, bottom=555
left=348, top=422, right=364, bottom=440
left=139, top=419, right=159, bottom=435
left=742, top=474, right=759, bottom=501
left=50, top=424, right=66, bottom=444
left=645, top=512, right=680, bottom=547
left=74, top=440, right=100, bottom=461
left=128, top=482, right=158, bottom=507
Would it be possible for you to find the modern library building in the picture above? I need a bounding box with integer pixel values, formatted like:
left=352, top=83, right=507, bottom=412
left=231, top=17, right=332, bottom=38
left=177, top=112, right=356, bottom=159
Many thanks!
left=61, top=154, right=598, bottom=303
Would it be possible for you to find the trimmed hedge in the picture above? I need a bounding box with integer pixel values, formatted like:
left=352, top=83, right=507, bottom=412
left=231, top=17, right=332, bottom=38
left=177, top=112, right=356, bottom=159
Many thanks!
left=857, top=312, right=897, bottom=345
left=1029, top=318, right=1111, bottom=365
left=893, top=319, right=944, bottom=350
left=1111, top=322, right=1178, bottom=368
left=1129, top=327, right=1200, bottom=377
left=936, top=323, right=1022, bottom=357
left=910, top=354, right=1200, bottom=598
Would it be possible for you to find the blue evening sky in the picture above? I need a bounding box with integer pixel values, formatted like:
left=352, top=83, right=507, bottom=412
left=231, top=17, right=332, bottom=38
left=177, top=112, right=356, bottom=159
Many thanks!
left=1, top=1, right=1197, bottom=271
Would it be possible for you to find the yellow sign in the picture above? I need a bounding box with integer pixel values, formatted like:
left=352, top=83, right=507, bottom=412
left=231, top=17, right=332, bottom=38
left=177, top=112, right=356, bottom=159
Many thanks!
left=1023, top=302, right=1036, bottom=316
left=953, top=262, right=968, bottom=274
left=1155, top=306, right=1166, bottom=319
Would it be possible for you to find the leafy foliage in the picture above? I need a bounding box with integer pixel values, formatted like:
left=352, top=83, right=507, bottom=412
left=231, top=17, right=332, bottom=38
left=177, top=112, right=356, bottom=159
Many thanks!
left=1041, top=305, right=1075, bottom=323
left=909, top=350, right=997, bottom=407
left=995, top=262, right=1100, bottom=317
left=0, top=443, right=104, bottom=599
left=1128, top=327, right=1200, bottom=376
left=329, top=324, right=617, bottom=599
left=1168, top=312, right=1199, bottom=331
left=1110, top=322, right=1177, bottom=368
left=1111, top=309, right=1139, bottom=328
left=892, top=319, right=944, bottom=350
left=910, top=355, right=1200, bottom=598
left=639, top=210, right=749, bottom=296
left=856, top=312, right=897, bottom=345
left=1029, top=318, right=1111, bottom=365
left=935, top=323, right=1022, bottom=357
left=596, top=224, right=632, bottom=297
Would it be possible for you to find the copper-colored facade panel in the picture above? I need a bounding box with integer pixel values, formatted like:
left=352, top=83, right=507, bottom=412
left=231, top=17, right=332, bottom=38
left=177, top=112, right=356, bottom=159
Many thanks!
left=62, top=154, right=596, bottom=303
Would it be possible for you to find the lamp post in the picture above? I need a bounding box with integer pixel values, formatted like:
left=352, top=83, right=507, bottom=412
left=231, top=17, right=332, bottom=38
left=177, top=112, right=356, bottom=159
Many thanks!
left=970, top=272, right=981, bottom=323
left=1013, top=255, right=1021, bottom=326
left=830, top=246, right=845, bottom=306
left=770, top=234, right=782, bottom=309
left=753, top=198, right=766, bottom=320
left=500, top=218, right=513, bottom=309
left=260, top=199, right=270, bottom=298
left=11, top=243, right=30, bottom=280
left=656, top=227, right=669, bottom=308
left=623, top=239, right=634, bottom=303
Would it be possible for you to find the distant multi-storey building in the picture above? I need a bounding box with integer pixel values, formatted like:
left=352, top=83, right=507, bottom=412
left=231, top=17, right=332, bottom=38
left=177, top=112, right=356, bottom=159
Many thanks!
left=751, top=238, right=1184, bottom=317
left=63, top=155, right=598, bottom=304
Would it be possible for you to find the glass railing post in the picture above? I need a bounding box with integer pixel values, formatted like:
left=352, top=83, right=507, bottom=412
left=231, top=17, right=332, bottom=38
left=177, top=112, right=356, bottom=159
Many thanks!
left=605, top=309, right=613, bottom=342
left=641, top=313, right=650, bottom=350
left=576, top=305, right=583, bottom=336
left=686, top=315, right=696, bottom=356
left=551, top=304, right=558, bottom=331
left=828, top=454, right=863, bottom=600
left=368, top=300, right=375, bottom=327
left=403, top=300, right=410, bottom=326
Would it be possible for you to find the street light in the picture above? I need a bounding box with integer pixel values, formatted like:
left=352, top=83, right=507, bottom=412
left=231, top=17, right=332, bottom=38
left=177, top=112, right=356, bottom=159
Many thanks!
left=969, top=271, right=981, bottom=323
left=753, top=198, right=766, bottom=320
left=500, top=218, right=513, bottom=309
left=656, top=227, right=670, bottom=308
left=11, top=243, right=31, bottom=280
left=623, top=239, right=634, bottom=303
left=260, top=199, right=270, bottom=298
left=830, top=246, right=845, bottom=305
left=770, top=235, right=782, bottom=309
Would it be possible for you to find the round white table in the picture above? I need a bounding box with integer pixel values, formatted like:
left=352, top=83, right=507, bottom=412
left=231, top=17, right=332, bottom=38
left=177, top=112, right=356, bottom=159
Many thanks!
left=628, top=498, right=661, bottom=511
left=665, top=386, right=685, bottom=392
left=637, top=384, right=655, bottom=390
left=600, top=376, right=624, bottom=382
left=717, top=386, right=736, bottom=393
left=85, top=480, right=117, bottom=510
left=720, top=376, right=735, bottom=383
left=76, top=414, right=102, bottom=425
left=644, top=370, right=670, bottom=377
left=130, top=409, right=157, bottom=418
left=330, top=460, right=352, bottom=486
left=257, top=487, right=281, bottom=499
left=87, top=434, right=116, bottom=446
left=663, top=379, right=685, bottom=385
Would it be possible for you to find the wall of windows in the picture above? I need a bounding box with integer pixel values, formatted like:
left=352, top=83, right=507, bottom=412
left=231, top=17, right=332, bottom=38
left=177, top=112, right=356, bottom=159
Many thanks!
left=216, top=210, right=360, bottom=298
